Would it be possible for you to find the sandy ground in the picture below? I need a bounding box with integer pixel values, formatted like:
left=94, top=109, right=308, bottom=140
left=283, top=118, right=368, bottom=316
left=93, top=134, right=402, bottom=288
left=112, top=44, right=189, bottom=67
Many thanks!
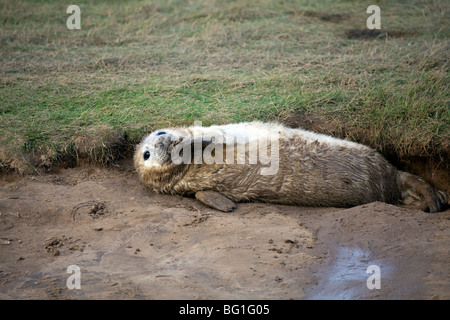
left=0, top=160, right=449, bottom=300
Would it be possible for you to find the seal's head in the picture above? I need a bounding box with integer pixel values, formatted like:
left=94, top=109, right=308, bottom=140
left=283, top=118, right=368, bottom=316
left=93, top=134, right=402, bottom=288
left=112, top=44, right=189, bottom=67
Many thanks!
left=134, top=128, right=191, bottom=193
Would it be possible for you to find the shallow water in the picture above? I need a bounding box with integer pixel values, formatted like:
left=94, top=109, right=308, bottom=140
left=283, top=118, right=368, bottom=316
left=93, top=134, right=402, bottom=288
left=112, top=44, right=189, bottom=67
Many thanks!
left=308, top=246, right=393, bottom=299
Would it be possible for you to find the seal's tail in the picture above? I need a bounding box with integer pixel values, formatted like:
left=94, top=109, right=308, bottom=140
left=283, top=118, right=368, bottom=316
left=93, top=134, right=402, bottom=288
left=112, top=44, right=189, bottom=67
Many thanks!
left=398, top=171, right=448, bottom=213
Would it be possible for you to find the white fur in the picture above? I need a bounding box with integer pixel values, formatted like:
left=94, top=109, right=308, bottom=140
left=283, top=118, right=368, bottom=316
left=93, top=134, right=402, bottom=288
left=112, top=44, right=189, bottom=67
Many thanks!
left=188, top=122, right=366, bottom=151
left=140, top=122, right=367, bottom=171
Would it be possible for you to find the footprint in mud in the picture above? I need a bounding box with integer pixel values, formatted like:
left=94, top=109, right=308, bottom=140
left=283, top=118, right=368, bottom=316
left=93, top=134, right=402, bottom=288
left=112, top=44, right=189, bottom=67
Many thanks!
left=71, top=201, right=110, bottom=221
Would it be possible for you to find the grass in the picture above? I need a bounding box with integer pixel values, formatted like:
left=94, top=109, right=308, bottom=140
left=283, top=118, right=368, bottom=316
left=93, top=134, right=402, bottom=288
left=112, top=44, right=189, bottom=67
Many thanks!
left=0, top=0, right=449, bottom=172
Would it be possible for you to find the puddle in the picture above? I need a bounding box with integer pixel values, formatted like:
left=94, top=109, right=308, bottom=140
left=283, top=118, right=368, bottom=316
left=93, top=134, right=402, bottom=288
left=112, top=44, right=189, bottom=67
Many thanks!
left=307, top=246, right=393, bottom=300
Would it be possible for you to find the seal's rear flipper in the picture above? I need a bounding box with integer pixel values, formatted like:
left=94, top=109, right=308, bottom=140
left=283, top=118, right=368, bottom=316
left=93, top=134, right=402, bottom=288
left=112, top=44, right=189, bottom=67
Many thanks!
left=195, top=191, right=237, bottom=212
left=398, top=171, right=448, bottom=213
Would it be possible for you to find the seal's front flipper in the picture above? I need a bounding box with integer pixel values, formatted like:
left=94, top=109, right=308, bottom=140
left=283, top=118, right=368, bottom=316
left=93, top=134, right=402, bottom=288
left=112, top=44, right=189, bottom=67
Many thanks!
left=195, top=191, right=237, bottom=212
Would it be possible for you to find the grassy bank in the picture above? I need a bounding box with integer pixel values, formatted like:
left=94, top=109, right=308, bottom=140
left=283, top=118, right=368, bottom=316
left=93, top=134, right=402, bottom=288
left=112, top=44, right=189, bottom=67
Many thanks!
left=0, top=0, right=449, bottom=172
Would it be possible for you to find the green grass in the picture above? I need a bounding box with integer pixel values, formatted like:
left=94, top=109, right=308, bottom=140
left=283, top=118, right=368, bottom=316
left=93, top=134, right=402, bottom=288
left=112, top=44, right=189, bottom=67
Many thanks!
left=0, top=0, right=449, bottom=172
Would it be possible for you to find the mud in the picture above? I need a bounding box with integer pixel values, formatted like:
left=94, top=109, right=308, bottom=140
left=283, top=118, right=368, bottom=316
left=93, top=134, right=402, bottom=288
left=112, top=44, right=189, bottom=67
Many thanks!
left=0, top=160, right=449, bottom=299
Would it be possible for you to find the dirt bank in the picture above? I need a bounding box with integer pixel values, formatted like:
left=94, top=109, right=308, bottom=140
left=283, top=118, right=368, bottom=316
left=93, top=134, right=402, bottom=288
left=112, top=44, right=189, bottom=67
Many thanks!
left=0, top=161, right=449, bottom=299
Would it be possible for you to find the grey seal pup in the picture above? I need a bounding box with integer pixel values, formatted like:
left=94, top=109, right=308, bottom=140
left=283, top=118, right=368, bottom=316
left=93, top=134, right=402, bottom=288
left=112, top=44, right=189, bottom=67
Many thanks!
left=134, top=122, right=448, bottom=213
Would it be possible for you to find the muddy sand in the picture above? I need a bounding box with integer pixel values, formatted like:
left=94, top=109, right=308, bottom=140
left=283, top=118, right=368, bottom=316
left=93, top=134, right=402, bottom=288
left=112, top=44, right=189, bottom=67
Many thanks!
left=0, top=160, right=449, bottom=300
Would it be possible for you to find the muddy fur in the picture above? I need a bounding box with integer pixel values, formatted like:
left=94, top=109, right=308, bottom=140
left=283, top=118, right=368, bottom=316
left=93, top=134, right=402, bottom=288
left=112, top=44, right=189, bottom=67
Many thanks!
left=134, top=122, right=448, bottom=213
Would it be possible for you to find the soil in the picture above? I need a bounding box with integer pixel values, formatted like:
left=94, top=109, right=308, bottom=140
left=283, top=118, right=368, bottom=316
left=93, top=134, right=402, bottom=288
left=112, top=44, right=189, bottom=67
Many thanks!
left=0, top=159, right=449, bottom=300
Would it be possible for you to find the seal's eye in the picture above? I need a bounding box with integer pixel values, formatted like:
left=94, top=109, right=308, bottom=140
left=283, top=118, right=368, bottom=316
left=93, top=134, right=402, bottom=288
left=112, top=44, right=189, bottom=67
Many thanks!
left=143, top=151, right=150, bottom=160
left=156, top=131, right=166, bottom=136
